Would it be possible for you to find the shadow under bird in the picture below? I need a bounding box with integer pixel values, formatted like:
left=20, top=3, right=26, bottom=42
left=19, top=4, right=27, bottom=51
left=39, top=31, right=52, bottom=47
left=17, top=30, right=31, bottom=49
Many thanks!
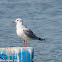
left=13, top=18, right=45, bottom=47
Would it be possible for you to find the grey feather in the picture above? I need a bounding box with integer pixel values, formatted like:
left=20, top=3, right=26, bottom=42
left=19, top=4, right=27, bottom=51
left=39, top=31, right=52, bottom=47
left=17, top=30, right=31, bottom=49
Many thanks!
left=23, top=29, right=37, bottom=39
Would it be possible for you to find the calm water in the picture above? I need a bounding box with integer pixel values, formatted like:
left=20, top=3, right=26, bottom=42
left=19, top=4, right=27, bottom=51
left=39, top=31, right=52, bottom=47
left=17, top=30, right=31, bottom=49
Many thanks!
left=0, top=0, right=62, bottom=62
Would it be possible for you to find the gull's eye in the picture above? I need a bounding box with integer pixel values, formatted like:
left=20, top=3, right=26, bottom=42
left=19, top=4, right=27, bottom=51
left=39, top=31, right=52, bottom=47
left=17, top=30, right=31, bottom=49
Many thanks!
left=17, top=20, right=18, bottom=21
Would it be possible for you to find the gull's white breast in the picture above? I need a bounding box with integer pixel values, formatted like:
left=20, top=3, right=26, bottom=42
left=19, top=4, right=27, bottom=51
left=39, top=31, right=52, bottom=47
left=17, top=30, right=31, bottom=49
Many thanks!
left=16, top=26, right=33, bottom=41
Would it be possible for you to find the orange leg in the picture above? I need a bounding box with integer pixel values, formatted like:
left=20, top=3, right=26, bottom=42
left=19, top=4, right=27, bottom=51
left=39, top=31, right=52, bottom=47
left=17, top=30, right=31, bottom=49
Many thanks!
left=24, top=40, right=26, bottom=47
left=24, top=40, right=27, bottom=47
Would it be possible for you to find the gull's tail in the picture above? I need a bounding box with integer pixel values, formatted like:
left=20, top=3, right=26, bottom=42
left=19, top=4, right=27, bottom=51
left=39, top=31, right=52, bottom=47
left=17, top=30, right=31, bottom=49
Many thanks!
left=37, top=37, right=45, bottom=40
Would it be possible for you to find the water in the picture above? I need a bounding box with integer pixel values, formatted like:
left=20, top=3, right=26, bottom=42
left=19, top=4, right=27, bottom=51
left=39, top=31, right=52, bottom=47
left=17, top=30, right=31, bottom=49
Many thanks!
left=0, top=0, right=62, bottom=62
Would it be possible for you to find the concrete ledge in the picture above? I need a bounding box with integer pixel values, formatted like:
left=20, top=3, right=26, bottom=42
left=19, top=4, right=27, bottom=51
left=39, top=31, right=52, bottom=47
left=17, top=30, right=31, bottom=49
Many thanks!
left=0, top=47, right=34, bottom=62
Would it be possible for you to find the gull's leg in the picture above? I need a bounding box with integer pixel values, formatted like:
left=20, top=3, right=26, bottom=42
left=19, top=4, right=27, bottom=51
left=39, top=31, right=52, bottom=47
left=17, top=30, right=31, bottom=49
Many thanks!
left=24, top=40, right=25, bottom=47
left=20, top=40, right=26, bottom=47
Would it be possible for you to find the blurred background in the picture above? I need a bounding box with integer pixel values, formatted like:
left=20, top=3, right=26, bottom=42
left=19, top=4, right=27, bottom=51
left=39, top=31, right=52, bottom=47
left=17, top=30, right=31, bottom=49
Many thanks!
left=0, top=0, right=62, bottom=62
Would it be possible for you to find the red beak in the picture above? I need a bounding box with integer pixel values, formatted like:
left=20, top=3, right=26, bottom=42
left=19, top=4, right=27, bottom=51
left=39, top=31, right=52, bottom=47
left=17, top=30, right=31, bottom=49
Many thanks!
left=13, top=21, right=16, bottom=23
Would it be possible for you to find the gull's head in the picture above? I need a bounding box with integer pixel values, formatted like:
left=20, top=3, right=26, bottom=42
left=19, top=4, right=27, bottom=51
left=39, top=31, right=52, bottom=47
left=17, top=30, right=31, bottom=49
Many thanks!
left=13, top=18, right=23, bottom=24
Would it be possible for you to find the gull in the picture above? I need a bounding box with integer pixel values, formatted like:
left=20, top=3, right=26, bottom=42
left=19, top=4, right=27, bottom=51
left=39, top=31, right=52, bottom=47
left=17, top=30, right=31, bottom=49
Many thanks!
left=13, top=18, right=44, bottom=47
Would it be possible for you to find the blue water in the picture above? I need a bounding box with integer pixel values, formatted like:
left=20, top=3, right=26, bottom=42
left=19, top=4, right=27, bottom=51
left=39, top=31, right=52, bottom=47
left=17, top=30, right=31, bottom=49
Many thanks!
left=0, top=0, right=62, bottom=62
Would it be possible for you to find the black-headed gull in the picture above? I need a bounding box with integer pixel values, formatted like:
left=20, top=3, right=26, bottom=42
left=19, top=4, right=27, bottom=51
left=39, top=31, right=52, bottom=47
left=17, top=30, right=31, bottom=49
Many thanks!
left=13, top=18, right=44, bottom=47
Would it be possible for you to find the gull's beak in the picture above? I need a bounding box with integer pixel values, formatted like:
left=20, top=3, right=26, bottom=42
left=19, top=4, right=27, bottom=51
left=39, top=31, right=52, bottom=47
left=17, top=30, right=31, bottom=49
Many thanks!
left=13, top=21, right=16, bottom=23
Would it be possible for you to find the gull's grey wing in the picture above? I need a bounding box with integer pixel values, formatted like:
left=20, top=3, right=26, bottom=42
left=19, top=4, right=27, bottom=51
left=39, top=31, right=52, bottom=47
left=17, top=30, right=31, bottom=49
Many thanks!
left=23, top=29, right=37, bottom=38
